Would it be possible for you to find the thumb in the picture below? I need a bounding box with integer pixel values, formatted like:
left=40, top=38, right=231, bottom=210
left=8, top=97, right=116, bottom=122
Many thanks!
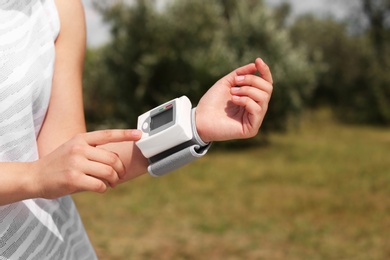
left=256, top=58, right=273, bottom=84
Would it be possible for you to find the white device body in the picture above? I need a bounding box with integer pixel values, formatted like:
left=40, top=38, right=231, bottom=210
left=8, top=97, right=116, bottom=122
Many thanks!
left=136, top=96, right=193, bottom=158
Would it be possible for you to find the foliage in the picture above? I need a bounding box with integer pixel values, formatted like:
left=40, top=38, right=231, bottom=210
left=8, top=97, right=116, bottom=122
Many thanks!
left=288, top=0, right=390, bottom=125
left=84, top=0, right=316, bottom=132
left=83, top=0, right=390, bottom=129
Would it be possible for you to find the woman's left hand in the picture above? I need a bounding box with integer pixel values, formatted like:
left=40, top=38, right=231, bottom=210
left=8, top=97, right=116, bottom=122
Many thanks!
left=195, top=58, right=273, bottom=142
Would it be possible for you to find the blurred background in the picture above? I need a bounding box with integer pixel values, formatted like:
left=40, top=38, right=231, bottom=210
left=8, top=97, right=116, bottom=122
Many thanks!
left=73, top=0, right=390, bottom=259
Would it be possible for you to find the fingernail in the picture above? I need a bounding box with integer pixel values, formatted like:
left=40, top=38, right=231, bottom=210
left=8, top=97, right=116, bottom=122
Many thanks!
left=132, top=130, right=142, bottom=137
left=236, top=75, right=245, bottom=82
left=232, top=95, right=240, bottom=101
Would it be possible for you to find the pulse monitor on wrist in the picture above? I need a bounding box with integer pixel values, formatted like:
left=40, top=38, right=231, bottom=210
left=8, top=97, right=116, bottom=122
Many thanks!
left=135, top=96, right=211, bottom=176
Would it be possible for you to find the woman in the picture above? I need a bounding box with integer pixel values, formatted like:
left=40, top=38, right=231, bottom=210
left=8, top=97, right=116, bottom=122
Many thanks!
left=0, top=0, right=273, bottom=258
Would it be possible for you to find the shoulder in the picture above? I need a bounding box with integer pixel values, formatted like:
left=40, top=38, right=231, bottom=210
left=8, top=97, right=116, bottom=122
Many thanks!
left=54, top=0, right=85, bottom=20
left=54, top=0, right=86, bottom=45
left=53, top=0, right=86, bottom=68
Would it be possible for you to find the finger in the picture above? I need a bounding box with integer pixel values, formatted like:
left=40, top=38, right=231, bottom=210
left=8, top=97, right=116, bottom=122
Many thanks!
left=76, top=174, right=109, bottom=193
left=230, top=90, right=269, bottom=117
left=255, top=58, right=273, bottom=84
left=84, top=129, right=142, bottom=147
left=234, top=74, right=273, bottom=94
left=231, top=86, right=271, bottom=105
left=81, top=159, right=120, bottom=188
left=222, top=63, right=257, bottom=87
left=84, top=146, right=127, bottom=179
left=231, top=95, right=265, bottom=115
left=234, top=62, right=257, bottom=76
left=230, top=96, right=263, bottom=135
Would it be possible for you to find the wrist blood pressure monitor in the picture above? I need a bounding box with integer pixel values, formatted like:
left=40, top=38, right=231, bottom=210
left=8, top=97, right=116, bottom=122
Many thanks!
left=136, top=96, right=211, bottom=177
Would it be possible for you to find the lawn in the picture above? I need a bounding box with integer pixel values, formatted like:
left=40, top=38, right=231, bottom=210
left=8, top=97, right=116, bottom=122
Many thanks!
left=73, top=110, right=390, bottom=259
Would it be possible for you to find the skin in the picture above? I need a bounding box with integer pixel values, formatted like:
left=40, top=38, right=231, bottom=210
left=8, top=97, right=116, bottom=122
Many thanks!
left=196, top=58, right=273, bottom=143
left=0, top=0, right=273, bottom=206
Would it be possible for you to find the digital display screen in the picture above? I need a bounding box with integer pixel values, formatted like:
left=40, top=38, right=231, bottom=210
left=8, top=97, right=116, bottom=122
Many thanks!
left=150, top=107, right=173, bottom=131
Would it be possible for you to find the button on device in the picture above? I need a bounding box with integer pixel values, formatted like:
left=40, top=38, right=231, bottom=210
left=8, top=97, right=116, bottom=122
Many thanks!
left=142, top=122, right=149, bottom=130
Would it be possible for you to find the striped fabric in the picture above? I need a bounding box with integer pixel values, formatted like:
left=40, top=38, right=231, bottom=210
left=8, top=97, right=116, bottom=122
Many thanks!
left=0, top=1, right=97, bottom=259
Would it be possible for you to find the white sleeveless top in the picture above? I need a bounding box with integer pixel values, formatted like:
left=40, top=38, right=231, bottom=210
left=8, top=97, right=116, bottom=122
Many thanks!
left=0, top=1, right=97, bottom=259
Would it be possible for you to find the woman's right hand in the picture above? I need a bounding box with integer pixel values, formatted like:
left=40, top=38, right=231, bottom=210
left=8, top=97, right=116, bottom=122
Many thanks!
left=31, top=129, right=142, bottom=199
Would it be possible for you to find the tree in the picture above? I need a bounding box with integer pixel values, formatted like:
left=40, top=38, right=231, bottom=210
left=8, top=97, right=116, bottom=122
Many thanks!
left=361, top=0, right=390, bottom=60
left=84, top=0, right=317, bottom=134
left=288, top=1, right=390, bottom=125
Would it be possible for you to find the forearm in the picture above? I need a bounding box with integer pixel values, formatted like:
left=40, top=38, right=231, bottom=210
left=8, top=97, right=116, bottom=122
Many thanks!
left=99, top=141, right=148, bottom=182
left=0, top=162, right=40, bottom=206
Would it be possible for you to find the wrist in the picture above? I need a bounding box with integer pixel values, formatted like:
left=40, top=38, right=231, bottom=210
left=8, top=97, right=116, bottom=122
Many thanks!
left=193, top=107, right=211, bottom=143
left=28, top=160, right=45, bottom=199
left=192, top=108, right=210, bottom=145
left=0, top=162, right=42, bottom=205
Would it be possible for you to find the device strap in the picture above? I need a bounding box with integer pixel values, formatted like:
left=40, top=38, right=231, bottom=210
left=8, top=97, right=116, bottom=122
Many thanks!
left=147, top=107, right=211, bottom=177
left=148, top=143, right=211, bottom=177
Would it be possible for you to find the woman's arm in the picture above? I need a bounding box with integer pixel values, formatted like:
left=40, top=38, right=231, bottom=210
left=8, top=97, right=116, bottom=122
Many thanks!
left=37, top=0, right=87, bottom=155
left=117, top=58, right=273, bottom=182
left=0, top=0, right=147, bottom=206
left=0, top=0, right=89, bottom=205
left=0, top=129, right=143, bottom=205
left=37, top=0, right=148, bottom=183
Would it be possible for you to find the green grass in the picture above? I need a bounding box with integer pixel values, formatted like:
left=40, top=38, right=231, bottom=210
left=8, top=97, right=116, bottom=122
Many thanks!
left=73, top=110, right=390, bottom=260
